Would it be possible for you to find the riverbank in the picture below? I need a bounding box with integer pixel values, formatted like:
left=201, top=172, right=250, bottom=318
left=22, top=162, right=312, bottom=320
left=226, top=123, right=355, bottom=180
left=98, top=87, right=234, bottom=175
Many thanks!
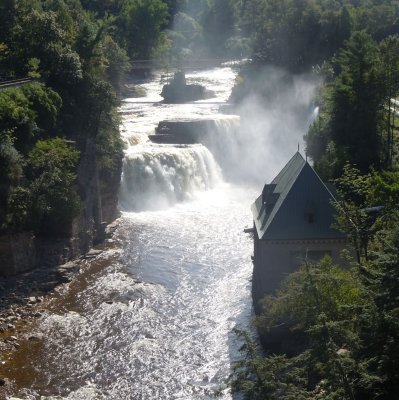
left=0, top=221, right=120, bottom=399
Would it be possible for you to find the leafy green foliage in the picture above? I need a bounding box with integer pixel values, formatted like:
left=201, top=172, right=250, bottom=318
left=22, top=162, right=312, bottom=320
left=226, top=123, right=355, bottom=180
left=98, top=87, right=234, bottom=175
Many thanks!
left=363, top=217, right=399, bottom=398
left=333, top=164, right=375, bottom=262
left=0, top=83, right=62, bottom=152
left=0, top=134, right=24, bottom=229
left=259, top=257, right=363, bottom=331
left=232, top=257, right=368, bottom=399
left=330, top=31, right=383, bottom=171
left=235, top=165, right=399, bottom=399
left=27, top=138, right=80, bottom=236
left=379, top=36, right=399, bottom=166
left=0, top=0, right=161, bottom=238
left=0, top=133, right=23, bottom=184
left=200, top=0, right=237, bottom=57
left=102, top=36, right=131, bottom=94
left=306, top=31, right=399, bottom=178
left=241, top=0, right=351, bottom=73
left=0, top=88, right=36, bottom=151
left=117, top=0, right=169, bottom=60
left=231, top=330, right=310, bottom=399
left=28, top=138, right=79, bottom=174
left=20, top=83, right=62, bottom=133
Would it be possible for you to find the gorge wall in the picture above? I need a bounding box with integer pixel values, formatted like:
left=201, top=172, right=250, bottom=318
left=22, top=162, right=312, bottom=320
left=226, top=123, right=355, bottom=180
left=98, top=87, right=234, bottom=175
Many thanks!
left=0, top=139, right=122, bottom=276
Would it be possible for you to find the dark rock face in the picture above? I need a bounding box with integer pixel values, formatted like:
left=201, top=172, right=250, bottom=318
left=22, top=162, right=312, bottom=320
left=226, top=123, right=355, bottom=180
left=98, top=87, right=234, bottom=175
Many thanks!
left=160, top=71, right=214, bottom=103
left=150, top=119, right=218, bottom=144
left=161, top=84, right=214, bottom=103
left=0, top=138, right=122, bottom=277
left=0, top=233, right=35, bottom=276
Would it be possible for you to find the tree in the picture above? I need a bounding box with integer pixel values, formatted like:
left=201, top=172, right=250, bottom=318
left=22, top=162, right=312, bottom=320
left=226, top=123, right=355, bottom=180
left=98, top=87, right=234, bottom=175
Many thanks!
left=201, top=0, right=237, bottom=57
left=117, top=0, right=169, bottom=60
left=0, top=84, right=62, bottom=152
left=231, top=329, right=310, bottom=400
left=351, top=212, right=399, bottom=399
left=231, top=257, right=367, bottom=399
left=333, top=164, right=374, bottom=263
left=330, top=31, right=383, bottom=172
left=27, top=138, right=80, bottom=236
left=379, top=36, right=399, bottom=167
left=306, top=31, right=388, bottom=178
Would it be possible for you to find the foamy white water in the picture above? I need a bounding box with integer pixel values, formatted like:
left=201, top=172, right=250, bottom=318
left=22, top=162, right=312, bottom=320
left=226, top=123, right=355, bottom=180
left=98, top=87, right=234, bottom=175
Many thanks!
left=26, top=185, right=254, bottom=400
left=9, top=66, right=257, bottom=400
left=119, top=144, right=222, bottom=211
left=9, top=65, right=318, bottom=399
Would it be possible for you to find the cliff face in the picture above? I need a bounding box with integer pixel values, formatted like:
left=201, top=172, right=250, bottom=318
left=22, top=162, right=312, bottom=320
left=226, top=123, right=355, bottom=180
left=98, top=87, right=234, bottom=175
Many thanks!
left=0, top=233, right=36, bottom=276
left=0, top=138, right=123, bottom=276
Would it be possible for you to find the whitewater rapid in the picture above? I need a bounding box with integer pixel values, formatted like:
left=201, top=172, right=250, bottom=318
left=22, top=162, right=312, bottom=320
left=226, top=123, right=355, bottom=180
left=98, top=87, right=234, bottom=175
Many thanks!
left=5, top=67, right=255, bottom=400
left=6, top=66, right=318, bottom=399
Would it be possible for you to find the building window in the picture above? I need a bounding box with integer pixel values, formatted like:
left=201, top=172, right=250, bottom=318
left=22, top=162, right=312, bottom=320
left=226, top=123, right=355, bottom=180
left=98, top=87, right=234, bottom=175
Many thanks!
left=290, top=250, right=332, bottom=270
left=304, top=201, right=316, bottom=224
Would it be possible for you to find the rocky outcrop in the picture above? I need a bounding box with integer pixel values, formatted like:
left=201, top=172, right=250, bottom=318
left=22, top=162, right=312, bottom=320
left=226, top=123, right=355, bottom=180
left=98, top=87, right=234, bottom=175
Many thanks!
left=150, top=119, right=219, bottom=144
left=161, top=71, right=215, bottom=103
left=0, top=233, right=35, bottom=276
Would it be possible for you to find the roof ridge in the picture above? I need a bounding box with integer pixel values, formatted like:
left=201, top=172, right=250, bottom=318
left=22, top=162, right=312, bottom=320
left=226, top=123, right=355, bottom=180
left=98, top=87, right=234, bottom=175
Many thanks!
left=271, top=152, right=305, bottom=185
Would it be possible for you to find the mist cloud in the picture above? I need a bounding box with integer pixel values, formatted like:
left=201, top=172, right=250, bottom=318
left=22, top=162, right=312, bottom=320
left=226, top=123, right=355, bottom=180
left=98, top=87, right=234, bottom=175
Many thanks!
left=219, top=65, right=320, bottom=188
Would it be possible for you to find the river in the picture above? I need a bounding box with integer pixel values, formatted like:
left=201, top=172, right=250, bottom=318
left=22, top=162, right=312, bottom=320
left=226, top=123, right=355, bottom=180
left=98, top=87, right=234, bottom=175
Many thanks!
left=4, top=66, right=317, bottom=399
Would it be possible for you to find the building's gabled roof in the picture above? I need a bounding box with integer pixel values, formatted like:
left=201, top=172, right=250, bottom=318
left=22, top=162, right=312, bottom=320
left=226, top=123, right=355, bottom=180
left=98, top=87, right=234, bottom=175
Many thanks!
left=251, top=152, right=346, bottom=241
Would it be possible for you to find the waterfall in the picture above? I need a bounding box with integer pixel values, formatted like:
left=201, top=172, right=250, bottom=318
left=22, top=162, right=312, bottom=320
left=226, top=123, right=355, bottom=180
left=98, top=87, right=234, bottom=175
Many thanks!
left=201, top=116, right=241, bottom=180
left=119, top=144, right=222, bottom=212
left=306, top=106, right=319, bottom=127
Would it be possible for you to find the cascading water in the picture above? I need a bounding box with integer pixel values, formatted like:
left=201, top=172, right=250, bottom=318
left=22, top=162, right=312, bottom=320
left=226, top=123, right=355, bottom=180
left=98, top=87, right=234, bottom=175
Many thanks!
left=203, top=116, right=241, bottom=180
left=119, top=144, right=222, bottom=211
left=4, top=66, right=318, bottom=400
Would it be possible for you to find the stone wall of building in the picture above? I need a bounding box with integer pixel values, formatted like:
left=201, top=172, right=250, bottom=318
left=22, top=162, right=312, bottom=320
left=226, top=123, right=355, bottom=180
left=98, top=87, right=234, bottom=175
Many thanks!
left=252, top=235, right=351, bottom=313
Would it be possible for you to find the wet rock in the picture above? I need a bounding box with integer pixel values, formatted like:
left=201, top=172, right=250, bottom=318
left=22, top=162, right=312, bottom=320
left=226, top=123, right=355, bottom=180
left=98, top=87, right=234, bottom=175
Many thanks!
left=28, top=296, right=37, bottom=304
left=105, top=220, right=120, bottom=237
left=7, top=324, right=15, bottom=330
left=160, top=71, right=215, bottom=103
left=83, top=249, right=103, bottom=259
left=58, top=261, right=78, bottom=273
left=144, top=332, right=155, bottom=340
left=152, top=119, right=217, bottom=144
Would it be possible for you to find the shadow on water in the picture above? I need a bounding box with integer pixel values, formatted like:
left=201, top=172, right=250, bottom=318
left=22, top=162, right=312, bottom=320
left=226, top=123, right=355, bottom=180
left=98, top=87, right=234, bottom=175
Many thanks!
left=226, top=279, right=255, bottom=400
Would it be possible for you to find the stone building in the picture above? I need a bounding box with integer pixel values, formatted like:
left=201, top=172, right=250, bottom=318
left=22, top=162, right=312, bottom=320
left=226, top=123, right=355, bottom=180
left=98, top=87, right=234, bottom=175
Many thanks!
left=251, top=152, right=349, bottom=313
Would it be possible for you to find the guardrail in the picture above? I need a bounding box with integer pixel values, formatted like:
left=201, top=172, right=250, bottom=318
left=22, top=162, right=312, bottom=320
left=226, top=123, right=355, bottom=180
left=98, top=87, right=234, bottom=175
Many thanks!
left=0, top=77, right=37, bottom=90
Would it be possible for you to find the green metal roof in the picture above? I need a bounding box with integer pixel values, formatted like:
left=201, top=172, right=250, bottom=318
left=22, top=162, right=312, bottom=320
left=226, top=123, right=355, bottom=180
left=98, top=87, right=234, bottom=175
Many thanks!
left=251, top=152, right=346, bottom=240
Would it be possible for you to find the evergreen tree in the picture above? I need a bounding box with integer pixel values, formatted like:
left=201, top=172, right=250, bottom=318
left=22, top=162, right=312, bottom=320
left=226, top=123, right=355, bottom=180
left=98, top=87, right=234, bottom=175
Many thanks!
left=330, top=31, right=383, bottom=172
